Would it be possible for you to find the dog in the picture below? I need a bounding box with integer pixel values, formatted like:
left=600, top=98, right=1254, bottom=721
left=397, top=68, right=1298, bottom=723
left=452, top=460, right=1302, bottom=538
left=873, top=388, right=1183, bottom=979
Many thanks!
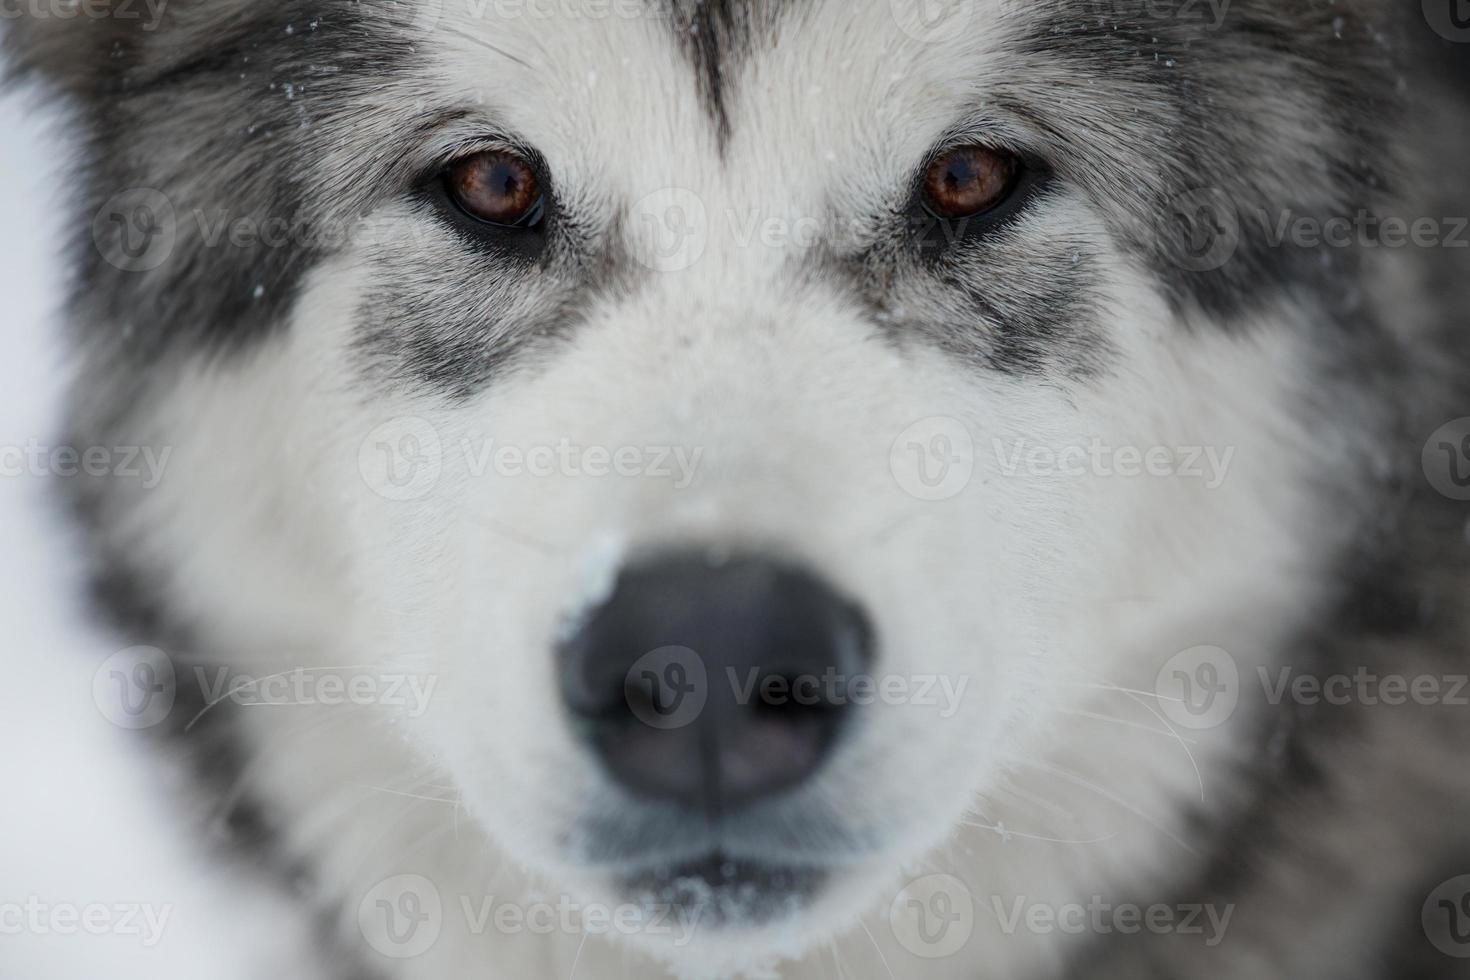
left=8, top=0, right=1470, bottom=976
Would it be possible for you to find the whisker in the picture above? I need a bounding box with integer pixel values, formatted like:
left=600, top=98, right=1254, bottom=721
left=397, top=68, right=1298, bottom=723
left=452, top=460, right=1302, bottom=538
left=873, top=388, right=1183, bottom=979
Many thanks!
left=958, top=817, right=1117, bottom=847
left=354, top=783, right=459, bottom=805
left=431, top=23, right=536, bottom=70
left=568, top=930, right=589, bottom=980
left=1003, top=756, right=1197, bottom=854
left=1054, top=706, right=1196, bottom=742
left=183, top=663, right=391, bottom=733
left=1118, top=690, right=1206, bottom=803
left=857, top=919, right=897, bottom=980
left=461, top=510, right=566, bottom=556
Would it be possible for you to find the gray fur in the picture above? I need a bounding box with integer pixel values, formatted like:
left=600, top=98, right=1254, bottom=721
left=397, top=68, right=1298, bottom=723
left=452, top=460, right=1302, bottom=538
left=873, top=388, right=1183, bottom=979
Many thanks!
left=8, top=0, right=1470, bottom=978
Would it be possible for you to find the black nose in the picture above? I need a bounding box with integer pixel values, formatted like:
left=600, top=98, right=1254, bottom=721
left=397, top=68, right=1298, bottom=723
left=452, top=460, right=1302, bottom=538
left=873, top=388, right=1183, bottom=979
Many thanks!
left=559, top=553, right=871, bottom=815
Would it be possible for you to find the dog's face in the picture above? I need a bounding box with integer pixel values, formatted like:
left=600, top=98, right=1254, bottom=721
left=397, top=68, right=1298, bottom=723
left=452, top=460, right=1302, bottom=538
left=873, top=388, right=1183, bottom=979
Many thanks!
left=20, top=0, right=1396, bottom=973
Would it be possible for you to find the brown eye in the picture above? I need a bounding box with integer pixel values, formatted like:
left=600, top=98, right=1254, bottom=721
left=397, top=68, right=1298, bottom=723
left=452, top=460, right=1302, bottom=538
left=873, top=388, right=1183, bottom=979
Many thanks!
left=921, top=145, right=1021, bottom=219
left=444, top=149, right=545, bottom=228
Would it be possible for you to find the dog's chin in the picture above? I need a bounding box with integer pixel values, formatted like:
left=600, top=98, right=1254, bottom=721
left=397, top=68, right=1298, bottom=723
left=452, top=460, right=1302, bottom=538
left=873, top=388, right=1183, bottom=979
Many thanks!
left=575, top=855, right=853, bottom=978
left=619, top=854, right=828, bottom=930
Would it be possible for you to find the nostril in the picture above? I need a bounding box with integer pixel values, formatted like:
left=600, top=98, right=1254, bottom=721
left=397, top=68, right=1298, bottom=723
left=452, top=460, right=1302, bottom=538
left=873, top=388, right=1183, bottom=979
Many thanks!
left=557, top=553, right=872, bottom=815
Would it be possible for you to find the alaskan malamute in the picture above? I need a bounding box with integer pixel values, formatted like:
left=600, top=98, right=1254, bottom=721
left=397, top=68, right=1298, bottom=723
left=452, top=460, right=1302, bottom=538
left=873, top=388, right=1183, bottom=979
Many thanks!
left=9, top=0, right=1470, bottom=977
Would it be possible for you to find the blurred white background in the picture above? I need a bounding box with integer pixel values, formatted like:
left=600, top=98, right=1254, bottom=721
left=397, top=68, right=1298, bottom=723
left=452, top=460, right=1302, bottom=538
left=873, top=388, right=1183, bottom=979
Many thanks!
left=0, top=72, right=308, bottom=979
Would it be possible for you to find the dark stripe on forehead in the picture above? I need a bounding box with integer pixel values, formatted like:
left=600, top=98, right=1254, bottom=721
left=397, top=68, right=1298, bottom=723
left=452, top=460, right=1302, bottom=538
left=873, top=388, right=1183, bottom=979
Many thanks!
left=667, top=0, right=787, bottom=151
left=670, top=0, right=737, bottom=147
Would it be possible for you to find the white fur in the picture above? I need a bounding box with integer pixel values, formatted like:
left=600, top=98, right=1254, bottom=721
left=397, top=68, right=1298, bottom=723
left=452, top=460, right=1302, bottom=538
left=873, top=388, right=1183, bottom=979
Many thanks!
left=89, top=2, right=1356, bottom=977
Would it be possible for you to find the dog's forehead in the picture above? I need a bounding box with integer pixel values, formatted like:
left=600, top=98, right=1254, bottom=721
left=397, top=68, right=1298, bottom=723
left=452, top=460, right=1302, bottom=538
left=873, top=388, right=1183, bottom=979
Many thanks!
left=429, top=0, right=1013, bottom=198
